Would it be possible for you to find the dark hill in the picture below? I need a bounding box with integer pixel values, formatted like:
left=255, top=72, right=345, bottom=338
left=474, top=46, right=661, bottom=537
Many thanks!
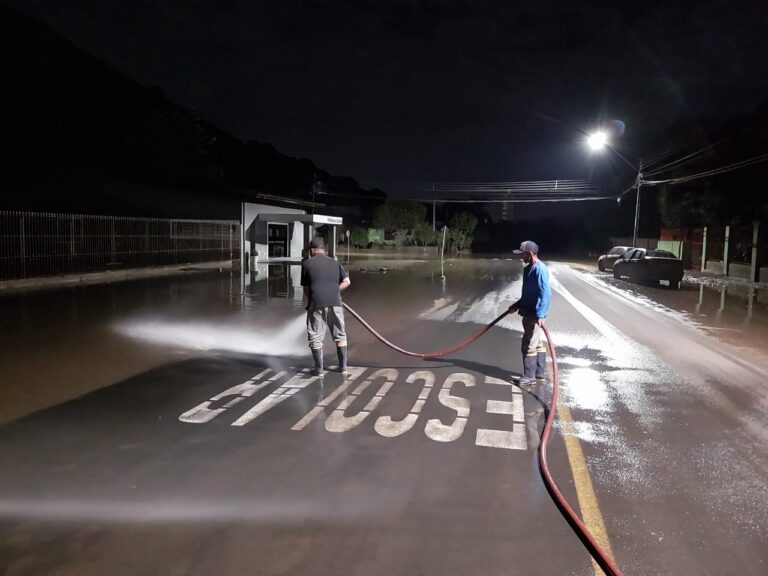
left=0, top=6, right=384, bottom=219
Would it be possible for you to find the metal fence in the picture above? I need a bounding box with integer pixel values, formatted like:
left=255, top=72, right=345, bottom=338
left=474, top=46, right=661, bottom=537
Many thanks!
left=0, top=211, right=240, bottom=281
left=658, top=224, right=768, bottom=280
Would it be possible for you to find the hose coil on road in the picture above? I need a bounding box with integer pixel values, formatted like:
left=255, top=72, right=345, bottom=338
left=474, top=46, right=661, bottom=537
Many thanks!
left=342, top=302, right=623, bottom=576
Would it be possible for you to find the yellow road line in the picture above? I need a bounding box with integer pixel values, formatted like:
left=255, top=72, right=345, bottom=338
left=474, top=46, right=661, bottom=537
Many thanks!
left=555, top=395, right=616, bottom=576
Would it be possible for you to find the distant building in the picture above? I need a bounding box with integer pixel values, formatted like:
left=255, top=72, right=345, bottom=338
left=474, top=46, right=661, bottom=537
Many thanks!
left=241, top=200, right=344, bottom=266
left=240, top=199, right=345, bottom=298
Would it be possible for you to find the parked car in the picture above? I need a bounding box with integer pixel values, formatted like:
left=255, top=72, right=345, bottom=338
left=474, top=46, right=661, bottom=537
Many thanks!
left=597, top=246, right=630, bottom=271
left=612, top=248, right=684, bottom=288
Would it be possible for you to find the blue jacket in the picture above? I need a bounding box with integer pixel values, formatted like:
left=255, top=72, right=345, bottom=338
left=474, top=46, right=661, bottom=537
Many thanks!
left=516, top=260, right=551, bottom=318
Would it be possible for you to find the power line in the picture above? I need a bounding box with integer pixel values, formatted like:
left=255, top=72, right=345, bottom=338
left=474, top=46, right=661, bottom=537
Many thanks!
left=644, top=115, right=768, bottom=177
left=414, top=178, right=612, bottom=203
left=434, top=191, right=603, bottom=199
left=315, top=189, right=388, bottom=200
left=429, top=179, right=591, bottom=186
left=643, top=152, right=768, bottom=185
left=425, top=151, right=768, bottom=204
left=643, top=135, right=734, bottom=177
left=320, top=148, right=767, bottom=208
left=433, top=179, right=590, bottom=185
left=415, top=195, right=615, bottom=204
left=616, top=182, right=637, bottom=198
left=428, top=180, right=597, bottom=193
left=642, top=145, right=681, bottom=169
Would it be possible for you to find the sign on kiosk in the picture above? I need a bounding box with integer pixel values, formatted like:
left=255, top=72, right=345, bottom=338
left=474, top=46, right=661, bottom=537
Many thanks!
left=313, top=215, right=343, bottom=225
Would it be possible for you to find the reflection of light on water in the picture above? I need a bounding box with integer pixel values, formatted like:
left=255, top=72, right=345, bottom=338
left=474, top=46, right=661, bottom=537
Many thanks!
left=418, top=280, right=523, bottom=331
left=568, top=420, right=611, bottom=444
left=0, top=497, right=372, bottom=523
left=551, top=330, right=664, bottom=428
left=419, top=298, right=460, bottom=321
left=569, top=266, right=708, bottom=330
left=114, top=315, right=307, bottom=356
left=563, top=367, right=609, bottom=411
left=558, top=356, right=593, bottom=367
left=458, top=280, right=522, bottom=329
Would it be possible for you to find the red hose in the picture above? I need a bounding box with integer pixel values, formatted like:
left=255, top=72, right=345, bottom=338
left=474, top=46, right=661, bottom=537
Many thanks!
left=540, top=324, right=623, bottom=576
left=343, top=302, right=623, bottom=575
left=342, top=302, right=509, bottom=358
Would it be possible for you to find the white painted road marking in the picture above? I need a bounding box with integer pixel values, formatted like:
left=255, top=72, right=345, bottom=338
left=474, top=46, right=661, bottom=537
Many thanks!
left=180, top=368, right=529, bottom=451
left=374, top=370, right=435, bottom=438
left=232, top=370, right=323, bottom=426
left=424, top=372, right=474, bottom=443
left=486, top=399, right=516, bottom=415
left=325, top=368, right=398, bottom=433
left=178, top=369, right=279, bottom=423
left=290, top=366, right=368, bottom=431
left=475, top=377, right=527, bottom=450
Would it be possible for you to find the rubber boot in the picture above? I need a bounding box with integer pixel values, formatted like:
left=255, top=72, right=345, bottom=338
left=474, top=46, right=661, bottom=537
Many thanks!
left=516, top=355, right=538, bottom=386
left=311, top=348, right=324, bottom=376
left=535, top=351, right=547, bottom=382
left=336, top=345, right=348, bottom=375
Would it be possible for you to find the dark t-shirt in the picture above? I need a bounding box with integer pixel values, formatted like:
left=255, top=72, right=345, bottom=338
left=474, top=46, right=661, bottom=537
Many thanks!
left=300, top=254, right=349, bottom=310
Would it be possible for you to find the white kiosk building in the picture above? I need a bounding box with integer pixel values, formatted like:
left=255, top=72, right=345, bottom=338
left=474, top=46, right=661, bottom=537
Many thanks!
left=240, top=201, right=344, bottom=299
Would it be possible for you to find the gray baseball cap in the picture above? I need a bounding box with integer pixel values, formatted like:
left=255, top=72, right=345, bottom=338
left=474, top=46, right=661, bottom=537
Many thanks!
left=513, top=240, right=539, bottom=254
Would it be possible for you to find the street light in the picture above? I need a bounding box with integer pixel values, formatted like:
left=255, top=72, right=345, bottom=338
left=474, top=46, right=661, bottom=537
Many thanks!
left=587, top=131, right=644, bottom=248
left=587, top=131, right=608, bottom=151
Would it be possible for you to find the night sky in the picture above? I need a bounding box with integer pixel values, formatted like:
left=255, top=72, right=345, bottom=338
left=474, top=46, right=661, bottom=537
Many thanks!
left=13, top=0, right=768, bottom=197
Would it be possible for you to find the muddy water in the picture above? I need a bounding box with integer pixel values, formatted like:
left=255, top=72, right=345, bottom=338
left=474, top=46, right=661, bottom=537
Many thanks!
left=3, top=257, right=767, bottom=576
left=3, top=258, right=767, bottom=424
left=585, top=268, right=768, bottom=359
left=0, top=270, right=301, bottom=424
left=0, top=258, right=523, bottom=424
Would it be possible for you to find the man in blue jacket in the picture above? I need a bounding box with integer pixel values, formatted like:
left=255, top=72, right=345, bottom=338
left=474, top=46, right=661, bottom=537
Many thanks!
left=508, top=240, right=551, bottom=385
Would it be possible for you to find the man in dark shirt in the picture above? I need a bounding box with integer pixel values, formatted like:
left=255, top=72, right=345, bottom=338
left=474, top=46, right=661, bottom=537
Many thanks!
left=300, top=237, right=351, bottom=376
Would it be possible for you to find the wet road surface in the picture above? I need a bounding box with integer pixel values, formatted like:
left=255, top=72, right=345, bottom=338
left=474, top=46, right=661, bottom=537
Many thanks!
left=1, top=258, right=767, bottom=575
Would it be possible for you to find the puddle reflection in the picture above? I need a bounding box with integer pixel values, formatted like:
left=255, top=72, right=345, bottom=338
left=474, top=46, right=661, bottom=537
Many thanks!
left=596, top=265, right=768, bottom=349
left=683, top=281, right=768, bottom=350
left=694, top=283, right=768, bottom=324
left=243, top=263, right=304, bottom=306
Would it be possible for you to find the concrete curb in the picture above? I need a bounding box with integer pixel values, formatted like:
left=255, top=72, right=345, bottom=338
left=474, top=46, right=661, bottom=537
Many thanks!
left=0, top=260, right=235, bottom=293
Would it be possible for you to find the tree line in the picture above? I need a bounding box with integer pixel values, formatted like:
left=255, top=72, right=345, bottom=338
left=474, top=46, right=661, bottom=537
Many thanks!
left=347, top=199, right=478, bottom=252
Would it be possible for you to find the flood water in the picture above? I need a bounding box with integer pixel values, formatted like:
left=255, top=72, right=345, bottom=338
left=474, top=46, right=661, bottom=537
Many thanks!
left=0, top=269, right=286, bottom=424
left=2, top=257, right=767, bottom=424
left=588, top=267, right=768, bottom=357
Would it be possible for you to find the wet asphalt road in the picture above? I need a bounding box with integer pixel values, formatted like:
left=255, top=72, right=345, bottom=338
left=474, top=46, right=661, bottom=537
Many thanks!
left=1, top=258, right=767, bottom=575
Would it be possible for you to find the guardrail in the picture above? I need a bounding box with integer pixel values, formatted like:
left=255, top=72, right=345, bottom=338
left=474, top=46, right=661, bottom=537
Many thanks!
left=0, top=211, right=240, bottom=281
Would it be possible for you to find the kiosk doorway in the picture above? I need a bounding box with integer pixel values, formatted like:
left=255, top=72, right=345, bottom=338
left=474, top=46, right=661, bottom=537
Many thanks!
left=267, top=223, right=289, bottom=258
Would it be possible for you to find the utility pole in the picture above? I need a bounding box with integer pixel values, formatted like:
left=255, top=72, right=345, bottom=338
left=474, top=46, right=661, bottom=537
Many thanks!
left=440, top=225, right=448, bottom=280
left=346, top=229, right=350, bottom=264
left=632, top=161, right=643, bottom=248
left=312, top=171, right=316, bottom=215
left=432, top=182, right=436, bottom=232
left=588, top=133, right=643, bottom=248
